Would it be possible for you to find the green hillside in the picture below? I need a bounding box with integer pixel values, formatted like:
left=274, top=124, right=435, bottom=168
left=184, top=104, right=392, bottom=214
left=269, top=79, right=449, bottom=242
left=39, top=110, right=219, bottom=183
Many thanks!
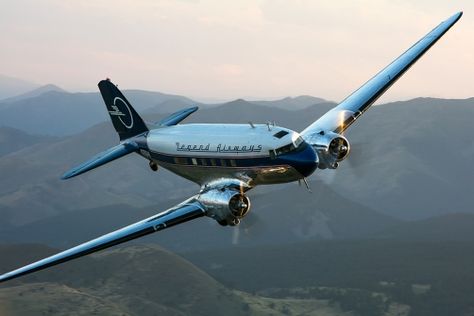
left=184, top=240, right=474, bottom=316
left=0, top=283, right=130, bottom=316
left=0, top=244, right=352, bottom=316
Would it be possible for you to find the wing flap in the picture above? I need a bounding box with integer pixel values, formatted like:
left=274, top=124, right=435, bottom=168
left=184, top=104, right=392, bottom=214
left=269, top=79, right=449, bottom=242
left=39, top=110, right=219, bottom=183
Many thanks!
left=0, top=199, right=205, bottom=283
left=301, top=11, right=462, bottom=137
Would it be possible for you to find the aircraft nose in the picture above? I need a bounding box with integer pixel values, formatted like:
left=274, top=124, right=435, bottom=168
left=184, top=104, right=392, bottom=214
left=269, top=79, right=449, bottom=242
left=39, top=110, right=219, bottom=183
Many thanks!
left=282, top=142, right=318, bottom=177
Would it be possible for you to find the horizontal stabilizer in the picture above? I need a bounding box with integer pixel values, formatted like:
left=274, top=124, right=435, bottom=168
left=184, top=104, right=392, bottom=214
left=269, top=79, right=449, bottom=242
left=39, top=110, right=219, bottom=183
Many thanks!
left=156, top=106, right=198, bottom=126
left=61, top=142, right=139, bottom=179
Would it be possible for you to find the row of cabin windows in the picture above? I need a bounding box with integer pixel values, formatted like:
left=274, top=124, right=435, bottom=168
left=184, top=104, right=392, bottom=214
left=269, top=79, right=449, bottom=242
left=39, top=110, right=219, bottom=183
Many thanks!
left=173, top=157, right=238, bottom=167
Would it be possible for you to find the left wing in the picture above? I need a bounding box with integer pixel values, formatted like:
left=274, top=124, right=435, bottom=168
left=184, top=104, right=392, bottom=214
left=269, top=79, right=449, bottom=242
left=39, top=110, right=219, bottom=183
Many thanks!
left=301, top=12, right=462, bottom=138
left=0, top=197, right=205, bottom=283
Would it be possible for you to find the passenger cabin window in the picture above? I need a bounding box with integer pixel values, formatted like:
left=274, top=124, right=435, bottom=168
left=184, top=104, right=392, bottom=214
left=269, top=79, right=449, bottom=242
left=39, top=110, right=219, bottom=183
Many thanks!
left=174, top=157, right=188, bottom=164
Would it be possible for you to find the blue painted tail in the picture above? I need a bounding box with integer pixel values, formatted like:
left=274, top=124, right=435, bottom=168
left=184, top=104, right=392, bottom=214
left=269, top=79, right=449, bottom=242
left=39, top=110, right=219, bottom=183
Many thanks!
left=98, top=79, right=149, bottom=141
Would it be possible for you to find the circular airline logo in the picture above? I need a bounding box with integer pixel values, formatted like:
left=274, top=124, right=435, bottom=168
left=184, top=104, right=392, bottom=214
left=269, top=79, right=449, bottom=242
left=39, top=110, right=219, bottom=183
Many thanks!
left=108, top=97, right=134, bottom=129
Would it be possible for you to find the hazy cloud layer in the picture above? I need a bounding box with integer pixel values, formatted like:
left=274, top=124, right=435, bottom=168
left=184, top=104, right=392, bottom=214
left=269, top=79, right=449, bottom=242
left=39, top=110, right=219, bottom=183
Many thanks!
left=0, top=0, right=471, bottom=101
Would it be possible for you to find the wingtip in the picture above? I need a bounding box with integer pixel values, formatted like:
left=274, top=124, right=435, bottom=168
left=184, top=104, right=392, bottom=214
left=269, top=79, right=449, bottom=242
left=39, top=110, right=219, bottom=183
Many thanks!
left=452, top=11, right=463, bottom=21
left=442, top=11, right=463, bottom=27
left=60, top=171, right=75, bottom=180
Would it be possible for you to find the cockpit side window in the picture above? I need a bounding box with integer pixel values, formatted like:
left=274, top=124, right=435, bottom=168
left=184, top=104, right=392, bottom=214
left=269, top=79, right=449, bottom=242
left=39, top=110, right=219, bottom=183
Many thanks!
left=269, top=150, right=276, bottom=160
left=275, top=143, right=294, bottom=156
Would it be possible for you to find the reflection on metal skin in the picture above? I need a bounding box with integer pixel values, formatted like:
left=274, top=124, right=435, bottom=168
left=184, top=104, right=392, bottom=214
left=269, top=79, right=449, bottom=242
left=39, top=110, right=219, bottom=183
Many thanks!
left=198, top=189, right=251, bottom=226
left=307, top=131, right=350, bottom=169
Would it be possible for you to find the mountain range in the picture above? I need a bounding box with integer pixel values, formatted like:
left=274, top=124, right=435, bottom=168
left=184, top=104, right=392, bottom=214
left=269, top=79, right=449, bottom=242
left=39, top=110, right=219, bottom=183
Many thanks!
left=0, top=243, right=352, bottom=316
left=0, top=84, right=472, bottom=247
left=0, top=82, right=472, bottom=316
left=0, top=87, right=196, bottom=136
left=0, top=75, right=40, bottom=100
left=0, top=84, right=328, bottom=136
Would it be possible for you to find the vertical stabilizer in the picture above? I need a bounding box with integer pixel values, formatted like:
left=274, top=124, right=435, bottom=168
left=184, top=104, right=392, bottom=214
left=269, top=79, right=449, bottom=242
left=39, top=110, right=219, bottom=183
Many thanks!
left=98, top=79, right=148, bottom=140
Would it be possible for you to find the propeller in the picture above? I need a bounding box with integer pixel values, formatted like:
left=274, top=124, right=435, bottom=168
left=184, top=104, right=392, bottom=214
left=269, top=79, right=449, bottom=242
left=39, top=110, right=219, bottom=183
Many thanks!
left=345, top=140, right=371, bottom=170
left=231, top=181, right=262, bottom=245
left=317, top=110, right=372, bottom=184
left=231, top=212, right=262, bottom=245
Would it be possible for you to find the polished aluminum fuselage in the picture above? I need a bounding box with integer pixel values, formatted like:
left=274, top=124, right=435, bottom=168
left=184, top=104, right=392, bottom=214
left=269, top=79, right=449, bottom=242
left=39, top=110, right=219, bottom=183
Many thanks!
left=142, top=124, right=318, bottom=186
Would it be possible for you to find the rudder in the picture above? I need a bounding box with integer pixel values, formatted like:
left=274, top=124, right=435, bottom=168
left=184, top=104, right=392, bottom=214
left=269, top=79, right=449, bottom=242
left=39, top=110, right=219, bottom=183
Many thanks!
left=98, top=79, right=148, bottom=140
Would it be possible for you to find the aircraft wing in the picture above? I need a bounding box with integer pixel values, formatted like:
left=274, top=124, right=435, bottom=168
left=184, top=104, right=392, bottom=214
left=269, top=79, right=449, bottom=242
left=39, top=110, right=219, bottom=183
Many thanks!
left=157, top=106, right=199, bottom=126
left=301, top=11, right=462, bottom=138
left=0, top=197, right=205, bottom=283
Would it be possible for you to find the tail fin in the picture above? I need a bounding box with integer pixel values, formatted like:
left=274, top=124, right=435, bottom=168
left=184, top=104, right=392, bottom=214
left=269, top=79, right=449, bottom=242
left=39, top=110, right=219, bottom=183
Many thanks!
left=98, top=79, right=148, bottom=140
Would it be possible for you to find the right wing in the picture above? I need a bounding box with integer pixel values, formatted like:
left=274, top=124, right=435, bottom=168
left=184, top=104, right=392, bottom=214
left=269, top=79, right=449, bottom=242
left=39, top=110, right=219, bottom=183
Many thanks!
left=145, top=106, right=198, bottom=130
left=0, top=197, right=205, bottom=283
left=301, top=11, right=462, bottom=138
left=156, top=106, right=199, bottom=126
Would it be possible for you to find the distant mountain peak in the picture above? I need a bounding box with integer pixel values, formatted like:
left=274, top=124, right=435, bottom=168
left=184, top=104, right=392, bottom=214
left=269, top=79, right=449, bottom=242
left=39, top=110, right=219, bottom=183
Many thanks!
left=2, top=84, right=67, bottom=103
left=38, top=83, right=66, bottom=92
left=225, top=98, right=254, bottom=106
left=0, top=74, right=40, bottom=100
left=24, top=83, right=67, bottom=95
left=251, top=95, right=328, bottom=110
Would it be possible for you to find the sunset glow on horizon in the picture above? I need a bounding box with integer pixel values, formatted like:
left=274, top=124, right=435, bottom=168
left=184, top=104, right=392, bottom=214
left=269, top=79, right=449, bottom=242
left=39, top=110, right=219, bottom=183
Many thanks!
left=0, top=1, right=471, bottom=102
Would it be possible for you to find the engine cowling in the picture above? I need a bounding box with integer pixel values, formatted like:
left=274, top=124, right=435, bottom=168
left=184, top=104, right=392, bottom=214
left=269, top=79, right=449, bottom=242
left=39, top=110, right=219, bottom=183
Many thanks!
left=310, top=131, right=350, bottom=169
left=197, top=189, right=251, bottom=226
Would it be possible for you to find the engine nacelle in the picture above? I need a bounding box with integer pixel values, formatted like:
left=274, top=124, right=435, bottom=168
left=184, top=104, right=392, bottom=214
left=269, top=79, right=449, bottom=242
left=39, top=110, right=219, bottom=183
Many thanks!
left=310, top=131, right=350, bottom=169
left=197, top=189, right=251, bottom=226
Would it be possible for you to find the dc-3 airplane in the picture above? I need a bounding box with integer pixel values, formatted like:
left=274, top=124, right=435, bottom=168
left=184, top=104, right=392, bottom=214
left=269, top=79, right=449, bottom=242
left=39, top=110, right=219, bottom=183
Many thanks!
left=0, top=12, right=462, bottom=283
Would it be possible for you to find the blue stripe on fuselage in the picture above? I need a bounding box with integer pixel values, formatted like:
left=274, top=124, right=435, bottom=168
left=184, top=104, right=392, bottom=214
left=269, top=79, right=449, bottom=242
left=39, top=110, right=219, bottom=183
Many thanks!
left=144, top=141, right=318, bottom=178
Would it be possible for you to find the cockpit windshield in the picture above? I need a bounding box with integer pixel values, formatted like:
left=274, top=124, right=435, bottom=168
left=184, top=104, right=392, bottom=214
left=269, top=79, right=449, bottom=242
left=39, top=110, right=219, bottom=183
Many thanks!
left=273, top=136, right=305, bottom=156
left=294, top=136, right=304, bottom=147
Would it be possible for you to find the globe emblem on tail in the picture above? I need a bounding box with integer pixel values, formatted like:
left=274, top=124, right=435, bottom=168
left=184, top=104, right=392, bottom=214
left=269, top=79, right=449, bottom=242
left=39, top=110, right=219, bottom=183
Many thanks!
left=108, top=97, right=134, bottom=129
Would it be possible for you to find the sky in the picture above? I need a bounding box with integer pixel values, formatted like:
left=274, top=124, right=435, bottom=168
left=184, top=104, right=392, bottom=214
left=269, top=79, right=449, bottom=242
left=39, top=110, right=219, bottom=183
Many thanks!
left=0, top=0, right=472, bottom=103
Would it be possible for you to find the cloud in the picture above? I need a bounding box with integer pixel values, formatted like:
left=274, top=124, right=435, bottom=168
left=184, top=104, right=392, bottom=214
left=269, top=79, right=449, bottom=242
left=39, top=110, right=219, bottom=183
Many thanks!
left=0, top=1, right=471, bottom=100
left=212, top=64, right=244, bottom=76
